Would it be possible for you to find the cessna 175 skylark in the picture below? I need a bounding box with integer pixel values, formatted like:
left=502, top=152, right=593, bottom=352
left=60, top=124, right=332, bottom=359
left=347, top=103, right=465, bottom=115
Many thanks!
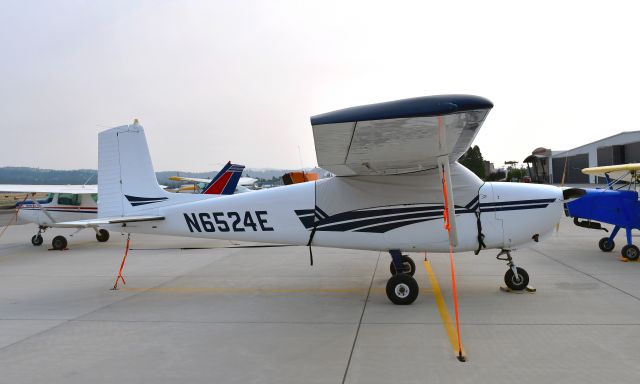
left=0, top=162, right=246, bottom=250
left=59, top=95, right=584, bottom=304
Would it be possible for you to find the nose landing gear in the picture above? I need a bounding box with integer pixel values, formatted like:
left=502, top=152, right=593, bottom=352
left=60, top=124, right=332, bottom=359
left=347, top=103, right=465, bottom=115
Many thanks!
left=386, top=250, right=419, bottom=305
left=497, top=249, right=530, bottom=291
left=31, top=226, right=47, bottom=246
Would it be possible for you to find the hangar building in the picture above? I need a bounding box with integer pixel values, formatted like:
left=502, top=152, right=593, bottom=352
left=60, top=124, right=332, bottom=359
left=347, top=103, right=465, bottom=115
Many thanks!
left=524, top=131, right=640, bottom=184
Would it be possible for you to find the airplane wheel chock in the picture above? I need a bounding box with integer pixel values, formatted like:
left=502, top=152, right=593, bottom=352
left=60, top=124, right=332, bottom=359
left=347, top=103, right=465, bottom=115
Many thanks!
left=386, top=274, right=419, bottom=305
left=51, top=236, right=68, bottom=251
left=598, top=237, right=615, bottom=252
left=621, top=244, right=640, bottom=261
left=96, top=229, right=110, bottom=242
left=31, top=234, right=43, bottom=246
left=389, top=255, right=416, bottom=276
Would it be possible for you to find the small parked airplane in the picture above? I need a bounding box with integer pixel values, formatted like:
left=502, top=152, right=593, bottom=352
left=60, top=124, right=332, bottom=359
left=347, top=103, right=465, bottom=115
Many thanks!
left=60, top=95, right=584, bottom=304
left=565, top=163, right=640, bottom=260
left=0, top=161, right=247, bottom=250
left=0, top=184, right=103, bottom=250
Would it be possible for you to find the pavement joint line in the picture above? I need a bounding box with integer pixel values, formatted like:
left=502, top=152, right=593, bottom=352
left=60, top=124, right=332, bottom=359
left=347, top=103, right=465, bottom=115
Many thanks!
left=530, top=248, right=640, bottom=302
left=0, top=245, right=237, bottom=353
left=341, top=251, right=381, bottom=384
left=423, top=259, right=466, bottom=357
left=3, top=318, right=640, bottom=326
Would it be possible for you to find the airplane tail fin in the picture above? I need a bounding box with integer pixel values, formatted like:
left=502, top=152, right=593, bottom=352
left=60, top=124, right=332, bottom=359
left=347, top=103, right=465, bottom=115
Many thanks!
left=98, top=122, right=175, bottom=217
left=202, top=162, right=245, bottom=195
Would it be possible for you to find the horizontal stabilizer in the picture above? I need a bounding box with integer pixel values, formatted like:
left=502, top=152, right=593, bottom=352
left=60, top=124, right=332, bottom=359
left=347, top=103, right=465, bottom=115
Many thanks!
left=55, top=215, right=165, bottom=228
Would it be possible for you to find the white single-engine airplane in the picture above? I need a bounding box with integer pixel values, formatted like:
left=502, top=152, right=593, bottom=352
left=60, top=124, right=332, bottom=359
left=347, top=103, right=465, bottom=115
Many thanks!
left=62, top=95, right=584, bottom=304
left=0, top=185, right=104, bottom=250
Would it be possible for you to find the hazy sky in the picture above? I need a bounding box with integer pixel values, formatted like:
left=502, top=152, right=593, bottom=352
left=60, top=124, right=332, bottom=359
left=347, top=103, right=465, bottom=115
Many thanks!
left=1, top=0, right=639, bottom=172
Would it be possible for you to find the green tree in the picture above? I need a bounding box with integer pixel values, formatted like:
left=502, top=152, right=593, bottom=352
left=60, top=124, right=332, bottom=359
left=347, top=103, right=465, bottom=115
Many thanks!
left=459, top=145, right=485, bottom=179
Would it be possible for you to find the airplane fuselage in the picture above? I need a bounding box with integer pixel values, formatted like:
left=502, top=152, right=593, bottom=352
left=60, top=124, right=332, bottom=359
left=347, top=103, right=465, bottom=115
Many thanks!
left=114, top=178, right=564, bottom=253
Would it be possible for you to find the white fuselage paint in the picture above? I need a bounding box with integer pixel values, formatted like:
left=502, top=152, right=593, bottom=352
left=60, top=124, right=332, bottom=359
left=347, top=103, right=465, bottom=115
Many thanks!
left=108, top=179, right=564, bottom=253
left=17, top=193, right=98, bottom=227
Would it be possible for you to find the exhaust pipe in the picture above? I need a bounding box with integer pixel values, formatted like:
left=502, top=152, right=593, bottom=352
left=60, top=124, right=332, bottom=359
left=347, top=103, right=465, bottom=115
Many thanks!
left=562, top=188, right=586, bottom=200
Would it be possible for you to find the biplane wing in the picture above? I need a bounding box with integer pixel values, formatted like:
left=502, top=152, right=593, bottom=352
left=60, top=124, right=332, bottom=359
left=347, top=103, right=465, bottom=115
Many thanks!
left=582, top=163, right=640, bottom=183
left=168, top=176, right=210, bottom=183
left=311, top=95, right=493, bottom=176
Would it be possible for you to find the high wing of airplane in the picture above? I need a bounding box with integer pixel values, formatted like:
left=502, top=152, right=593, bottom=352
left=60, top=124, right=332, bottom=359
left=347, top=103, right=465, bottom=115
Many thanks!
left=565, top=163, right=640, bottom=261
left=66, top=95, right=584, bottom=305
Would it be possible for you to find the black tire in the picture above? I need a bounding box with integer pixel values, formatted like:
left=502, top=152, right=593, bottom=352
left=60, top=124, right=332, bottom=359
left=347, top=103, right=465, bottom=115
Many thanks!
left=385, top=274, right=419, bottom=305
left=52, top=236, right=67, bottom=251
left=504, top=267, right=529, bottom=290
left=621, top=244, right=640, bottom=261
left=389, top=255, right=416, bottom=276
left=96, top=229, right=110, bottom=242
left=598, top=237, right=615, bottom=252
left=31, top=235, right=43, bottom=246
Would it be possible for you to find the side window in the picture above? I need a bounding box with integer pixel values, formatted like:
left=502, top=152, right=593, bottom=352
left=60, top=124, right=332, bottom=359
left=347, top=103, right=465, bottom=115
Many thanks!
left=91, top=194, right=98, bottom=203
left=57, top=193, right=80, bottom=206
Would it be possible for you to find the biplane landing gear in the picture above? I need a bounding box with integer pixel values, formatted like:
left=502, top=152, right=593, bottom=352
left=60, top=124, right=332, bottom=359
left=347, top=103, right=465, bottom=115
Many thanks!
left=497, top=249, right=529, bottom=291
left=621, top=245, right=640, bottom=261
left=386, top=250, right=419, bottom=305
left=598, top=237, right=615, bottom=252
left=51, top=235, right=67, bottom=251
left=31, top=226, right=47, bottom=246
left=95, top=229, right=110, bottom=242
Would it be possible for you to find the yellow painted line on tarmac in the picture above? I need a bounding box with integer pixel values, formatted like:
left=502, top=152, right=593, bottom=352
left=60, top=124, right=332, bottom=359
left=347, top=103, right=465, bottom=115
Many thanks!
left=423, top=260, right=466, bottom=357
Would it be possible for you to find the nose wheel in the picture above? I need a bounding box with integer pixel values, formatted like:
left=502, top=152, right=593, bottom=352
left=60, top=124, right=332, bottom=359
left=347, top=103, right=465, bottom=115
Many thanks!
left=497, top=250, right=530, bottom=291
left=31, top=226, right=47, bottom=246
left=31, top=234, right=43, bottom=246
left=386, top=273, right=419, bottom=305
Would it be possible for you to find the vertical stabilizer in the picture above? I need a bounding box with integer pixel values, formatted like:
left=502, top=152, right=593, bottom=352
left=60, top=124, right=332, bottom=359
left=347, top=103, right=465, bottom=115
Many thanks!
left=98, top=122, right=169, bottom=217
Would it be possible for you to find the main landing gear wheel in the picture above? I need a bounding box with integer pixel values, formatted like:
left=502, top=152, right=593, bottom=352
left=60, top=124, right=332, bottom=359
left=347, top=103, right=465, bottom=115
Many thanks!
left=31, top=235, right=43, bottom=246
left=621, top=244, right=640, bottom=261
left=96, top=229, right=110, bottom=242
left=389, top=255, right=416, bottom=276
left=504, top=267, right=529, bottom=290
left=598, top=237, right=615, bottom=252
left=52, top=236, right=67, bottom=251
left=386, top=274, right=419, bottom=305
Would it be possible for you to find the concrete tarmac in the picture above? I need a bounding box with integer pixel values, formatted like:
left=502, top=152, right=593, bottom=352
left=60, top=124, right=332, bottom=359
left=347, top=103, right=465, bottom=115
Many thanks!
left=0, top=217, right=638, bottom=383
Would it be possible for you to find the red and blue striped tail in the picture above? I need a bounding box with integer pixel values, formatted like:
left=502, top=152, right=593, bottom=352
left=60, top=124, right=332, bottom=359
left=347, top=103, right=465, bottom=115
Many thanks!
left=202, top=162, right=245, bottom=195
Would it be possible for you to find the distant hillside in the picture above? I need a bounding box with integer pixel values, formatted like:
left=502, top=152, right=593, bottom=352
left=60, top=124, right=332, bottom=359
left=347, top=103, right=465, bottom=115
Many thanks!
left=0, top=166, right=329, bottom=186
left=0, top=167, right=97, bottom=185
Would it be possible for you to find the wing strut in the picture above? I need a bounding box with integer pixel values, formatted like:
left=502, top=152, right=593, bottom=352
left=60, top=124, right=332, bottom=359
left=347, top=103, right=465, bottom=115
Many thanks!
left=438, top=155, right=465, bottom=362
